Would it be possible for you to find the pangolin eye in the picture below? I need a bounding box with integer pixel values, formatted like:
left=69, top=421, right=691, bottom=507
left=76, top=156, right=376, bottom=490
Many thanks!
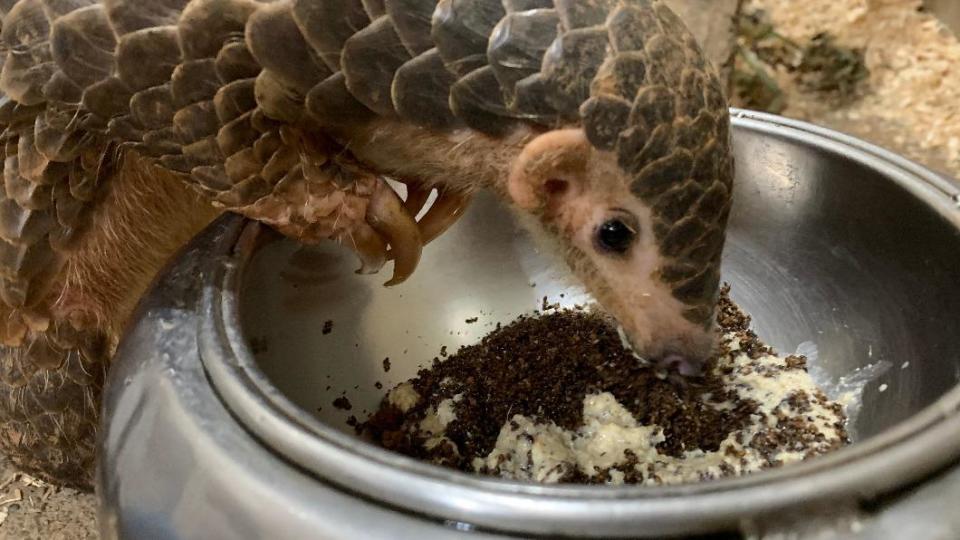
left=595, top=218, right=637, bottom=254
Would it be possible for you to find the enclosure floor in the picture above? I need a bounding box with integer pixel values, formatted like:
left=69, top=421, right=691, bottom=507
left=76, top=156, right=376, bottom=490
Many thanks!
left=0, top=1, right=957, bottom=538
left=743, top=0, right=960, bottom=178
left=0, top=459, right=96, bottom=540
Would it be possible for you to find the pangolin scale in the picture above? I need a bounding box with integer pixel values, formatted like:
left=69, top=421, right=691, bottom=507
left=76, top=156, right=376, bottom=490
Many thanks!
left=0, top=0, right=732, bottom=488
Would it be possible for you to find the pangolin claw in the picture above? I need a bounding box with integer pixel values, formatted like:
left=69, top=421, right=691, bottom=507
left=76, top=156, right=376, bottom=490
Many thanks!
left=342, top=222, right=388, bottom=275
left=367, top=180, right=423, bottom=286
left=403, top=183, right=433, bottom=219
left=417, top=189, right=472, bottom=244
left=386, top=186, right=472, bottom=261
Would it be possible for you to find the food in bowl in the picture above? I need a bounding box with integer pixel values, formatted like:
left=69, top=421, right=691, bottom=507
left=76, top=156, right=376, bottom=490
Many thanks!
left=360, top=287, right=849, bottom=485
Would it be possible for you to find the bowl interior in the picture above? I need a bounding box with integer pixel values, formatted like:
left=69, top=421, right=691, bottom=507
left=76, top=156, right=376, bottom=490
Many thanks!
left=239, top=122, right=960, bottom=450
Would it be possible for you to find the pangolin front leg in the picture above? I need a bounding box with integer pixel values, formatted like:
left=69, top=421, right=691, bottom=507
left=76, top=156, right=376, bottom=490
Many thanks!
left=220, top=125, right=465, bottom=285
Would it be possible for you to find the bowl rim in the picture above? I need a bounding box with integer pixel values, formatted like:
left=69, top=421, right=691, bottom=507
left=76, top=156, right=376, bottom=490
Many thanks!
left=197, top=109, right=960, bottom=537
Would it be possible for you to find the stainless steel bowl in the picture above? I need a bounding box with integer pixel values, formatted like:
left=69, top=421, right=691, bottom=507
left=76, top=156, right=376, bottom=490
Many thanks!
left=99, top=111, right=960, bottom=539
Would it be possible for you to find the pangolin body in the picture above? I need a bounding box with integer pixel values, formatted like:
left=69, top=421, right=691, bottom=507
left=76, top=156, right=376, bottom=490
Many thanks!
left=0, top=0, right=733, bottom=488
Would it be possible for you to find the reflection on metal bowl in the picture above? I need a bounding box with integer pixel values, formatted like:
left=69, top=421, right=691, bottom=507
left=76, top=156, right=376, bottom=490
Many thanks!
left=100, top=111, right=960, bottom=539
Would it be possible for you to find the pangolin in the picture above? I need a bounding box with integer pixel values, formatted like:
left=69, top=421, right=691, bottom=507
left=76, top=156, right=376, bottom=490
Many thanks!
left=0, top=0, right=733, bottom=488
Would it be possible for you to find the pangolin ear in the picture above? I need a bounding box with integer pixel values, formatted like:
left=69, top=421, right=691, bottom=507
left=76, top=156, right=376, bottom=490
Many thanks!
left=507, top=129, right=592, bottom=213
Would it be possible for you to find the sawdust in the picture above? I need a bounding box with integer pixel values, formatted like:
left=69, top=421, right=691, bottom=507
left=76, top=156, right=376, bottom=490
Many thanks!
left=737, top=0, right=960, bottom=177
left=0, top=459, right=96, bottom=540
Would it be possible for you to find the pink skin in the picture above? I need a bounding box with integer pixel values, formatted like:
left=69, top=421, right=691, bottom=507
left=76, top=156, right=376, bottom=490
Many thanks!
left=507, top=129, right=715, bottom=373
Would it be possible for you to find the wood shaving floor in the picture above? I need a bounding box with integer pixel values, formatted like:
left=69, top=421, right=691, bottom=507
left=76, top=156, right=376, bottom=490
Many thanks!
left=741, top=0, right=960, bottom=178
left=0, top=460, right=96, bottom=540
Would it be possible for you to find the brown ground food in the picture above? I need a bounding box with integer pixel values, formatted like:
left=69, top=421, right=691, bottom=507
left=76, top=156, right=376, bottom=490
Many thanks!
left=360, top=286, right=808, bottom=481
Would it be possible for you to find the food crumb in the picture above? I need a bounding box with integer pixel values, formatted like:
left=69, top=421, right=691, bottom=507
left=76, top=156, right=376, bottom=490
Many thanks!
left=375, top=381, right=383, bottom=389
left=322, top=320, right=334, bottom=335
left=878, top=384, right=888, bottom=393
left=383, top=358, right=391, bottom=372
left=541, top=296, right=560, bottom=311
left=332, top=396, right=352, bottom=411
left=465, top=317, right=479, bottom=324
left=901, top=361, right=910, bottom=370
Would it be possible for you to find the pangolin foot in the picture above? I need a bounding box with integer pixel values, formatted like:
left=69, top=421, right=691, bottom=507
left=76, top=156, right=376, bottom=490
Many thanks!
left=387, top=185, right=472, bottom=261
left=357, top=178, right=422, bottom=286
left=230, top=128, right=471, bottom=286
left=365, top=180, right=473, bottom=285
left=410, top=187, right=473, bottom=246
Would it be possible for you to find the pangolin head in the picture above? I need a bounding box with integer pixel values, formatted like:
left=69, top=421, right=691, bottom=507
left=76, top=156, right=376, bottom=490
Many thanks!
left=503, top=2, right=734, bottom=372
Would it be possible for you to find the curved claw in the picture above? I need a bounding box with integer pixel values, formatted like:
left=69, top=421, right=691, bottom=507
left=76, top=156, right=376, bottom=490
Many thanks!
left=341, top=222, right=388, bottom=275
left=367, top=180, right=423, bottom=286
left=403, top=183, right=434, bottom=219
left=417, top=189, right=472, bottom=244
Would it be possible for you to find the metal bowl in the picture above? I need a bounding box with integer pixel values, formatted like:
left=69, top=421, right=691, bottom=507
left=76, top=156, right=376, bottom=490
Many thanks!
left=99, top=111, right=960, bottom=539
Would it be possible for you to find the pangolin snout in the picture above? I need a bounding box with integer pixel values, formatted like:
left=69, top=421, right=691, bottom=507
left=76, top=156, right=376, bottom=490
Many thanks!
left=655, top=352, right=705, bottom=378
left=617, top=318, right=713, bottom=379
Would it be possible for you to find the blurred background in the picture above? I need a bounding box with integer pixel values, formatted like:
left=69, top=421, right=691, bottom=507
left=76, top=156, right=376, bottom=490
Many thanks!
left=731, top=0, right=959, bottom=179
left=0, top=1, right=957, bottom=538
